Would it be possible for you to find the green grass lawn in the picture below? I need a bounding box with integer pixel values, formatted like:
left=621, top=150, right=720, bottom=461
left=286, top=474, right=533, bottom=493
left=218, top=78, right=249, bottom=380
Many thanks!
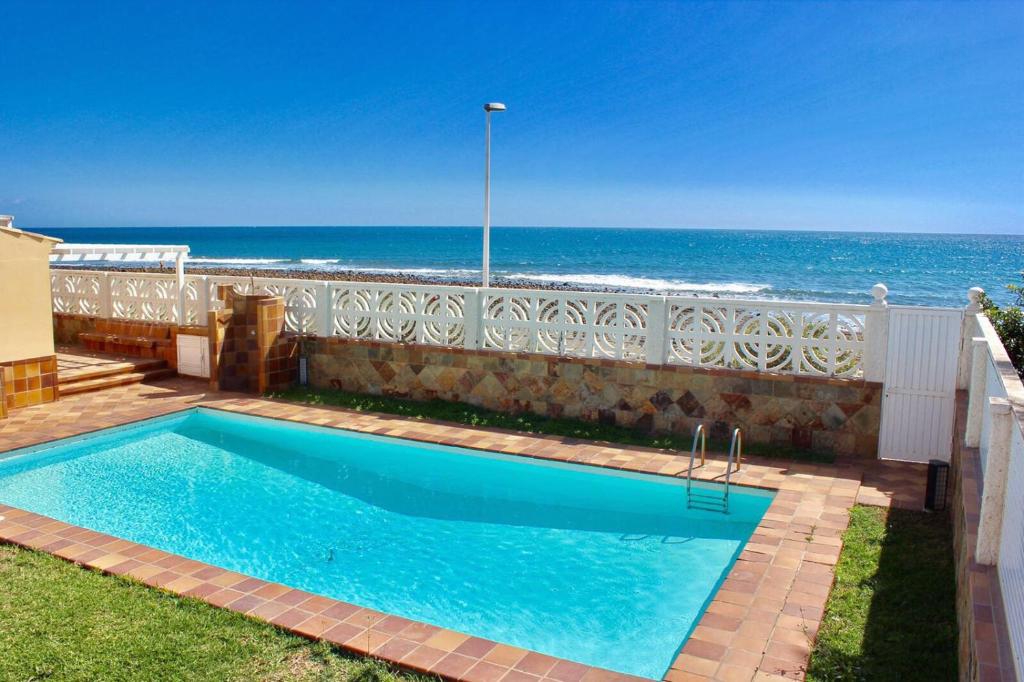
left=806, top=505, right=957, bottom=682
left=0, top=544, right=418, bottom=682
left=268, top=385, right=834, bottom=463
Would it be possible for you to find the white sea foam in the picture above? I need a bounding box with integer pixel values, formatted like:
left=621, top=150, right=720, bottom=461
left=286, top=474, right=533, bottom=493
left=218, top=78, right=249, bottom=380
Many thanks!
left=503, top=273, right=769, bottom=294
left=186, top=257, right=768, bottom=294
left=339, top=266, right=481, bottom=277
left=190, top=257, right=286, bottom=265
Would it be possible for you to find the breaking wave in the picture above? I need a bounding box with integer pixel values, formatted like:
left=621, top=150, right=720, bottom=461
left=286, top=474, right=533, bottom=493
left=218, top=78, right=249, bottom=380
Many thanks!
left=503, top=273, right=769, bottom=293
left=189, top=258, right=286, bottom=265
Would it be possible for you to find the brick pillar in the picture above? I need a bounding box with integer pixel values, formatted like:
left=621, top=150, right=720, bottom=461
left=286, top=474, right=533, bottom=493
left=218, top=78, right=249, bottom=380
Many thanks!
left=210, top=292, right=297, bottom=394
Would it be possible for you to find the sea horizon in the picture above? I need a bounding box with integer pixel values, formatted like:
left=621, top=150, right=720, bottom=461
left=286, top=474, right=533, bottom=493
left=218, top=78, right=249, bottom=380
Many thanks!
left=39, top=225, right=1024, bottom=309
left=29, top=224, right=1024, bottom=237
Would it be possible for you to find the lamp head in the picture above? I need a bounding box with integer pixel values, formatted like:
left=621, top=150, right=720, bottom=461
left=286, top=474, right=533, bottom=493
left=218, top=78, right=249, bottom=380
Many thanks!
left=484, top=102, right=507, bottom=112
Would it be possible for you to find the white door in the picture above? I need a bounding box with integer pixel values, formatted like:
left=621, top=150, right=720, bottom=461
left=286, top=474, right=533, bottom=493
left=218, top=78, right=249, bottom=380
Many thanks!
left=878, top=306, right=963, bottom=462
left=176, top=334, right=210, bottom=378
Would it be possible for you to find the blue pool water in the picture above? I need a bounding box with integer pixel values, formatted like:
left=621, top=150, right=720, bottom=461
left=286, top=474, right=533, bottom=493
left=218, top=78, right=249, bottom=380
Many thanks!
left=0, top=409, right=773, bottom=678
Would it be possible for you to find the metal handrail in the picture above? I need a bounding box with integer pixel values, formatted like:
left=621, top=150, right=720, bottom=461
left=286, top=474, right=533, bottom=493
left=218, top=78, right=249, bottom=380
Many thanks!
left=693, top=423, right=706, bottom=467
left=723, top=428, right=743, bottom=508
left=732, top=427, right=743, bottom=472
left=685, top=424, right=706, bottom=499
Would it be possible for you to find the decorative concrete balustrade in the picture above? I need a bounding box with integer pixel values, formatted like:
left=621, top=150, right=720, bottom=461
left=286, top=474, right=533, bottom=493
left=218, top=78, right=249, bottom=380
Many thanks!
left=960, top=302, right=1024, bottom=680
left=51, top=269, right=889, bottom=380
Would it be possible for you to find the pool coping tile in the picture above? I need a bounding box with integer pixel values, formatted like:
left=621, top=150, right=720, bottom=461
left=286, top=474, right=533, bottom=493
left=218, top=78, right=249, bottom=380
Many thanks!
left=0, top=376, right=929, bottom=681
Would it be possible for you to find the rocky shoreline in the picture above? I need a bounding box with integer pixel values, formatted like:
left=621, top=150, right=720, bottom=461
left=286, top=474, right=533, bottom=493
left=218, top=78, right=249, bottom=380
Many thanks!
left=61, top=264, right=726, bottom=297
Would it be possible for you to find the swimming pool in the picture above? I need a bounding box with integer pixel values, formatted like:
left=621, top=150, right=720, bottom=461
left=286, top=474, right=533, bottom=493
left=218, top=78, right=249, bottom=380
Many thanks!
left=0, top=408, right=773, bottom=678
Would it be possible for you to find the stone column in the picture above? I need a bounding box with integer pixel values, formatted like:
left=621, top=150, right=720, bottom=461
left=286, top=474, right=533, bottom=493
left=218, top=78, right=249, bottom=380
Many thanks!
left=957, top=287, right=984, bottom=389
left=976, top=397, right=1012, bottom=565
left=965, top=338, right=988, bottom=447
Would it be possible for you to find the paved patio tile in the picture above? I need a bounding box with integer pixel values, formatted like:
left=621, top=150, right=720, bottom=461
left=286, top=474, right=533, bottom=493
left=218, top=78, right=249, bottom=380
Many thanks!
left=0, top=376, right=930, bottom=681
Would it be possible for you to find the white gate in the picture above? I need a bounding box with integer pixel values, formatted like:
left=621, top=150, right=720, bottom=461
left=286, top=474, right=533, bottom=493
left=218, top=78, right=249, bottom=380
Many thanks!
left=878, top=306, right=964, bottom=462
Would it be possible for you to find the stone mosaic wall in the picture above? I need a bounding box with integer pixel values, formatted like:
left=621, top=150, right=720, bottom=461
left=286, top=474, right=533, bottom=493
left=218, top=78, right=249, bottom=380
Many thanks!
left=952, top=437, right=982, bottom=682
left=949, top=393, right=1017, bottom=682
left=52, top=312, right=97, bottom=346
left=307, top=338, right=882, bottom=457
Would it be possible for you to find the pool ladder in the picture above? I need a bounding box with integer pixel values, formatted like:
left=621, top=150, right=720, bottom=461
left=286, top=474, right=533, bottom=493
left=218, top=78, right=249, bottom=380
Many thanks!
left=685, top=426, right=743, bottom=514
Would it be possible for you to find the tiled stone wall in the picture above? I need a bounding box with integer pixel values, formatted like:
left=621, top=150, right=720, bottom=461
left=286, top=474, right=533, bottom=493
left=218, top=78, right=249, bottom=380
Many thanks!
left=952, top=434, right=983, bottom=682
left=53, top=313, right=178, bottom=368
left=949, top=392, right=1017, bottom=681
left=307, top=338, right=882, bottom=457
left=52, top=312, right=98, bottom=345
left=209, top=291, right=298, bottom=394
left=81, top=321, right=177, bottom=367
left=1, top=354, right=58, bottom=416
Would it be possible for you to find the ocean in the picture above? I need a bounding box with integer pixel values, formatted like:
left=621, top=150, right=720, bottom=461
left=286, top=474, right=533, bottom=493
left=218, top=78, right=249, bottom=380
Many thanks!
left=41, top=226, right=1023, bottom=307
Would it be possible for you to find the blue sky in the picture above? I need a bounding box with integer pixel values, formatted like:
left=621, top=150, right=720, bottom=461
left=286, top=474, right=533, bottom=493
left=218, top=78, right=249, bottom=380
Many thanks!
left=2, top=0, right=1022, bottom=232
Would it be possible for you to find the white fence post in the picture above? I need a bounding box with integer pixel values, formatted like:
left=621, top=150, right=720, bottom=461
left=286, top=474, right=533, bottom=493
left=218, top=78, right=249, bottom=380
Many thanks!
left=175, top=253, right=186, bottom=325
left=98, top=271, right=112, bottom=318
left=316, top=282, right=333, bottom=337
left=463, top=289, right=481, bottom=350
left=965, top=337, right=989, bottom=447
left=196, top=276, right=210, bottom=322
left=977, top=397, right=1013, bottom=565
left=645, top=296, right=668, bottom=364
left=388, top=286, right=401, bottom=342
left=958, top=287, right=984, bottom=389
left=863, top=283, right=888, bottom=382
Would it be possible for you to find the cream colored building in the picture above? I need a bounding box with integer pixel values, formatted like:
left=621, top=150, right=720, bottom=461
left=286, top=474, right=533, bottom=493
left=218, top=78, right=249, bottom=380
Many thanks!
left=0, top=216, right=61, bottom=415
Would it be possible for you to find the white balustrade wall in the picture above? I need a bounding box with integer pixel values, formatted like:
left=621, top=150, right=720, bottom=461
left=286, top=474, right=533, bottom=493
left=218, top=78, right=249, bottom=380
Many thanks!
left=1003, top=420, right=1024, bottom=681
left=965, top=312, right=1024, bottom=680
left=50, top=269, right=886, bottom=379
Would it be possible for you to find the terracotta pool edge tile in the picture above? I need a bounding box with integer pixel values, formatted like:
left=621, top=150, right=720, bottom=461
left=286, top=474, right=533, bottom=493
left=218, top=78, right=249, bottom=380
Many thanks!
left=0, top=381, right=929, bottom=682
left=0, top=506, right=647, bottom=682
left=0, top=403, right=198, bottom=456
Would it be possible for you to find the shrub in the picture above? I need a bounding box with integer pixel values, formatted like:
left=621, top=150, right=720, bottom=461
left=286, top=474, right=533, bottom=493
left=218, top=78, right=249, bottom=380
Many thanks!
left=980, top=273, right=1024, bottom=379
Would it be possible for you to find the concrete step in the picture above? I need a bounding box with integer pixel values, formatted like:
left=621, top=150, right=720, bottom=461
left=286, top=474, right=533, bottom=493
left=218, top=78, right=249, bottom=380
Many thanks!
left=58, top=357, right=167, bottom=385
left=59, top=366, right=176, bottom=396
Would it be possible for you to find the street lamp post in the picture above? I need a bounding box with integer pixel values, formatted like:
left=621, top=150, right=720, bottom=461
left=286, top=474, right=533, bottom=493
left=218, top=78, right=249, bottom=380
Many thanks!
left=482, top=102, right=506, bottom=288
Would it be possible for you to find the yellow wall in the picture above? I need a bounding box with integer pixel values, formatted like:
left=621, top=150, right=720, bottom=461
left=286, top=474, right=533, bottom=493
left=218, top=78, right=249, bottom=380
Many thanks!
left=0, top=228, right=59, bottom=363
